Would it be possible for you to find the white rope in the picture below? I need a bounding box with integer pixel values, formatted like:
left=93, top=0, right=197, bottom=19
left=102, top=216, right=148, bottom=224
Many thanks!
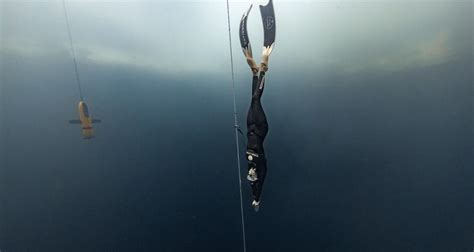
left=62, top=0, right=84, bottom=101
left=226, top=1, right=247, bottom=252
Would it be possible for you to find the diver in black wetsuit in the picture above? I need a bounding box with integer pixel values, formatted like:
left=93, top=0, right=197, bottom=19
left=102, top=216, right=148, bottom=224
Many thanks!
left=246, top=74, right=268, bottom=210
left=239, top=0, right=275, bottom=211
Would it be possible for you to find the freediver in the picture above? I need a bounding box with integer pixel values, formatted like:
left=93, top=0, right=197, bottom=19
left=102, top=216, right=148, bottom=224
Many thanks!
left=239, top=0, right=276, bottom=211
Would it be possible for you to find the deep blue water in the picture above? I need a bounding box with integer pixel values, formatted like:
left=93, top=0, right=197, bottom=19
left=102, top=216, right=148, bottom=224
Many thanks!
left=1, top=50, right=472, bottom=251
left=1, top=1, right=473, bottom=251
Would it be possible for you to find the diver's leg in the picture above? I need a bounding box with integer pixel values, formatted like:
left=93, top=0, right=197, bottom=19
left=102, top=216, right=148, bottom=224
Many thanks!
left=247, top=76, right=259, bottom=127
left=252, top=72, right=266, bottom=99
left=251, top=75, right=258, bottom=95
left=247, top=76, right=269, bottom=140
left=248, top=101, right=268, bottom=141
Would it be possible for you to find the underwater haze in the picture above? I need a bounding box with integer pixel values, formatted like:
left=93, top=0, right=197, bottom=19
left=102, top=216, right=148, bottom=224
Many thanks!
left=1, top=0, right=473, bottom=251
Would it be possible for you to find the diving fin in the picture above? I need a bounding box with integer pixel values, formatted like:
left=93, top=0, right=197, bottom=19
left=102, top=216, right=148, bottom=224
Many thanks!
left=239, top=4, right=252, bottom=53
left=260, top=0, right=276, bottom=49
left=239, top=5, right=258, bottom=74
left=259, top=0, right=276, bottom=71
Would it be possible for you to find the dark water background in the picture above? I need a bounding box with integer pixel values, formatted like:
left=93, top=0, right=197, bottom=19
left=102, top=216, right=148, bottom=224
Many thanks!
left=1, top=2, right=473, bottom=252
left=1, top=52, right=472, bottom=252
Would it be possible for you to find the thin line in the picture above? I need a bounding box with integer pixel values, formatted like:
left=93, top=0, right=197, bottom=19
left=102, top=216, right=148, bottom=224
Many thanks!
left=226, top=1, right=247, bottom=252
left=62, top=0, right=84, bottom=101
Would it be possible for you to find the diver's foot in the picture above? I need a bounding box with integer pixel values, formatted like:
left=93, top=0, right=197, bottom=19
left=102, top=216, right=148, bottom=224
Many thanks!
left=252, top=200, right=260, bottom=212
left=247, top=168, right=258, bottom=182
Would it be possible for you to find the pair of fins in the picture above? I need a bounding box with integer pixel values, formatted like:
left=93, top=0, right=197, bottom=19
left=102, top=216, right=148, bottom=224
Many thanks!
left=239, top=0, right=276, bottom=74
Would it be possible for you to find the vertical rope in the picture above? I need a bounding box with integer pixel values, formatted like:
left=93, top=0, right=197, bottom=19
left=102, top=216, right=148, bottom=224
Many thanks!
left=62, top=0, right=84, bottom=101
left=226, top=1, right=247, bottom=252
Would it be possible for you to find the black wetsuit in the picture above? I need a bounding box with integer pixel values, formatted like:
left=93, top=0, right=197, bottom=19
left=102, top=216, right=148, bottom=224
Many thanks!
left=246, top=74, right=268, bottom=202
